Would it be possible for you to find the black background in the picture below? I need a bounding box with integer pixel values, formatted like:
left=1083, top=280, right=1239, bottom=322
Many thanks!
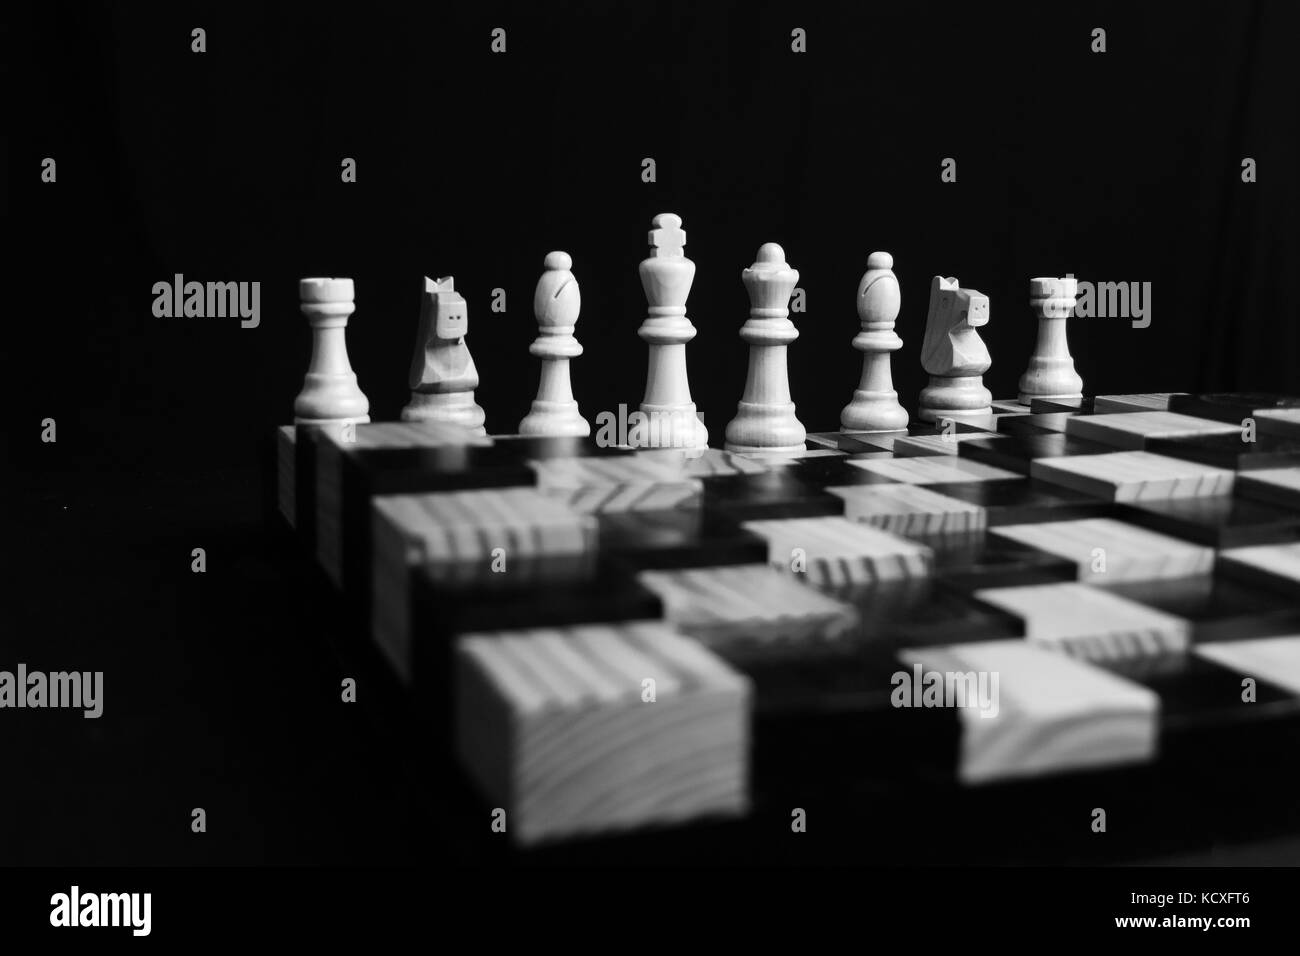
left=7, top=1, right=1300, bottom=866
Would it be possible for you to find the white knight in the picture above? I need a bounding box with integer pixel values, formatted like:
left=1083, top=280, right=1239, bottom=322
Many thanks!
left=917, top=275, right=992, bottom=423
left=401, top=276, right=486, bottom=435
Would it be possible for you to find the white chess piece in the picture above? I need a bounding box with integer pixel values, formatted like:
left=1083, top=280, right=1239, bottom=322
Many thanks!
left=519, top=251, right=590, bottom=437
left=1018, top=276, right=1083, bottom=404
left=724, top=243, right=806, bottom=454
left=917, top=276, right=992, bottom=423
left=840, top=251, right=909, bottom=432
left=632, top=213, right=708, bottom=450
left=293, top=277, right=370, bottom=426
left=401, top=276, right=486, bottom=435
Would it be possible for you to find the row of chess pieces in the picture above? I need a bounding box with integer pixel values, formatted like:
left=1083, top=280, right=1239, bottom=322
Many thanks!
left=291, top=212, right=1085, bottom=452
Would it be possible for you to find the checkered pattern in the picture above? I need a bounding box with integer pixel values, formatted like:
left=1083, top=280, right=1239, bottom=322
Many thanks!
left=1032, top=450, right=1235, bottom=501
left=1258, top=408, right=1300, bottom=438
left=529, top=455, right=703, bottom=512
left=1240, top=468, right=1300, bottom=509
left=276, top=392, right=1300, bottom=846
left=1092, top=393, right=1185, bottom=413
left=829, top=483, right=987, bottom=534
left=847, top=455, right=1021, bottom=484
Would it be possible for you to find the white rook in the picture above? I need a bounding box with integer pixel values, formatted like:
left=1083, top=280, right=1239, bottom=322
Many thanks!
left=1018, top=276, right=1084, bottom=405
left=293, top=277, right=370, bottom=426
left=725, top=243, right=806, bottom=454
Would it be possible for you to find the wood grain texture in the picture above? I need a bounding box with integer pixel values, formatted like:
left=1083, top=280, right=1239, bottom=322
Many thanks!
left=529, top=455, right=702, bottom=513
left=1219, top=542, right=1300, bottom=597
left=324, top=420, right=491, bottom=450
left=1092, top=393, right=1186, bottom=413
left=741, top=515, right=933, bottom=587
left=848, top=456, right=1020, bottom=485
left=636, top=564, right=859, bottom=651
left=1238, top=467, right=1300, bottom=509
left=974, top=582, right=1191, bottom=661
left=990, top=517, right=1214, bottom=584
left=901, top=639, right=1159, bottom=784
left=371, top=489, right=597, bottom=679
left=892, top=432, right=991, bottom=457
left=1195, top=636, right=1300, bottom=695
left=640, top=447, right=772, bottom=477
left=311, top=421, right=492, bottom=583
left=1065, top=411, right=1238, bottom=449
left=1031, top=450, right=1235, bottom=502
left=455, top=620, right=750, bottom=845
left=372, top=488, right=595, bottom=564
left=829, top=483, right=987, bottom=535
left=1257, top=409, right=1300, bottom=438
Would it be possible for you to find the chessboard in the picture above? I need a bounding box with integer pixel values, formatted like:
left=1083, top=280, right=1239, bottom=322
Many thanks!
left=272, top=391, right=1300, bottom=857
left=267, top=213, right=1300, bottom=861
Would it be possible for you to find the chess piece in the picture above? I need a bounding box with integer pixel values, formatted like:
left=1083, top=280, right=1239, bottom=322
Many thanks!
left=840, top=251, right=909, bottom=432
left=632, top=213, right=708, bottom=450
left=519, top=251, right=590, bottom=437
left=1018, top=276, right=1083, bottom=405
left=293, top=277, right=371, bottom=426
left=724, top=243, right=806, bottom=454
left=401, top=276, right=486, bottom=435
left=917, top=276, right=992, bottom=423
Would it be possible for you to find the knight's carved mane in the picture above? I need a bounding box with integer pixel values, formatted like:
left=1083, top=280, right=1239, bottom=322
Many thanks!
left=921, top=276, right=962, bottom=374
left=920, top=275, right=989, bottom=376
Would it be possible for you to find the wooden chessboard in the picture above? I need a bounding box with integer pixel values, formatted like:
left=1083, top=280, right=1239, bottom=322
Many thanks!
left=273, top=392, right=1300, bottom=855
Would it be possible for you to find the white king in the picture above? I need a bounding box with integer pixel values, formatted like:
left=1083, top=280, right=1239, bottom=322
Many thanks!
left=632, top=213, right=709, bottom=450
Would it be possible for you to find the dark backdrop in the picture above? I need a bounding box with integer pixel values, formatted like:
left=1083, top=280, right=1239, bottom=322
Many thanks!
left=6, top=1, right=1300, bottom=867
left=16, top=0, right=1300, bottom=476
